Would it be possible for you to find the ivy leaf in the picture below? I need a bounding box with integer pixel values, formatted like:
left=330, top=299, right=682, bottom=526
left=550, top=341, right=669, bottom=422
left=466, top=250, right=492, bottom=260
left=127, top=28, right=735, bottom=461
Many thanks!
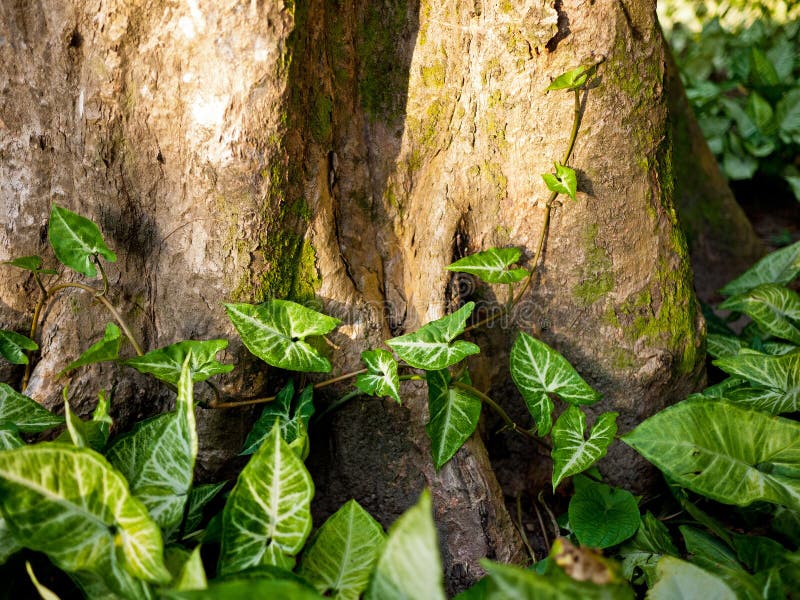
left=62, top=390, right=112, bottom=452
left=551, top=406, right=618, bottom=489
left=719, top=284, right=800, bottom=344
left=48, top=205, right=117, bottom=277
left=355, top=349, right=401, bottom=404
left=0, top=330, right=38, bottom=365
left=219, top=420, right=314, bottom=575
left=542, top=162, right=578, bottom=201
left=125, top=339, right=234, bottom=385
left=2, top=255, right=57, bottom=275
left=0, top=421, right=24, bottom=451
left=713, top=350, right=800, bottom=413
left=225, top=300, right=340, bottom=373
left=0, top=383, right=64, bottom=433
left=425, top=370, right=482, bottom=470
left=365, top=490, right=445, bottom=600
left=107, top=356, right=198, bottom=538
left=546, top=65, right=589, bottom=91
left=720, top=240, right=800, bottom=296
left=568, top=476, right=640, bottom=549
left=446, top=248, right=529, bottom=284
left=510, top=332, right=600, bottom=436
left=386, top=302, right=480, bottom=370
left=298, top=499, right=386, bottom=600
left=241, top=380, right=315, bottom=456
left=622, top=398, right=800, bottom=511
left=648, top=557, right=736, bottom=600
left=60, top=323, right=122, bottom=375
left=183, top=482, right=227, bottom=538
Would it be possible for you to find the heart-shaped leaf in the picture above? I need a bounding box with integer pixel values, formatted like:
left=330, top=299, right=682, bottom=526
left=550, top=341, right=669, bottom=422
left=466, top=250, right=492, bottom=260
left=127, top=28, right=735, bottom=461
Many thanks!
left=2, top=255, right=57, bottom=275
left=622, top=398, right=800, bottom=510
left=510, top=332, right=600, bottom=436
left=542, top=162, right=578, bottom=201
left=386, top=302, right=480, bottom=370
left=0, top=330, right=38, bottom=365
left=720, top=284, right=800, bottom=344
left=125, top=339, right=234, bottom=385
left=48, top=205, right=117, bottom=277
left=720, top=240, right=800, bottom=296
left=298, top=500, right=385, bottom=600
left=355, top=349, right=401, bottom=404
left=226, top=300, right=340, bottom=373
left=568, top=476, right=640, bottom=549
left=241, top=380, right=314, bottom=456
left=0, top=383, right=64, bottom=433
left=546, top=65, right=590, bottom=91
left=713, top=350, right=800, bottom=413
left=425, top=370, right=482, bottom=470
left=60, top=323, right=122, bottom=375
left=551, top=406, right=618, bottom=489
left=219, top=420, right=314, bottom=575
left=446, top=247, right=529, bottom=284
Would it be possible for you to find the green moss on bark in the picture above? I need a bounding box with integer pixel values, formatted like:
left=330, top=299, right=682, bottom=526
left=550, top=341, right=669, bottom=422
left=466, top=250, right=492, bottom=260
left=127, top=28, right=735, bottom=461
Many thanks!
left=573, top=223, right=615, bottom=306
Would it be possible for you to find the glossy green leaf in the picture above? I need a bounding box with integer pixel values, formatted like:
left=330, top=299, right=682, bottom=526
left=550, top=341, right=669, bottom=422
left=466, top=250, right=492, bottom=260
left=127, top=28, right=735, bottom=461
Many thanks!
left=241, top=380, right=314, bottom=456
left=219, top=420, right=314, bottom=575
left=622, top=398, right=800, bottom=510
left=163, top=579, right=323, bottom=599
left=0, top=516, right=21, bottom=565
left=542, top=162, right=578, bottom=201
left=225, top=300, right=340, bottom=373
left=183, top=482, right=227, bottom=537
left=546, top=65, right=589, bottom=91
left=733, top=533, right=788, bottom=573
left=0, top=329, right=37, bottom=365
left=63, top=391, right=111, bottom=453
left=355, top=349, right=401, bottom=404
left=713, top=350, right=800, bottom=413
left=724, top=385, right=795, bottom=415
left=446, top=247, right=528, bottom=284
left=618, top=512, right=678, bottom=587
left=124, top=339, right=234, bottom=385
left=0, top=421, right=24, bottom=451
left=165, top=545, right=207, bottom=591
left=777, top=89, right=800, bottom=135
left=365, top=490, right=445, bottom=600
left=386, top=302, right=480, bottom=370
left=425, top=370, right=481, bottom=470
left=61, top=323, right=122, bottom=375
left=298, top=499, right=385, bottom=599
left=706, top=334, right=745, bottom=359
left=720, top=240, right=800, bottom=296
left=648, top=556, right=736, bottom=600
left=510, top=332, right=600, bottom=436
left=0, top=443, right=170, bottom=588
left=551, top=407, right=618, bottom=489
left=107, top=356, right=197, bottom=537
left=0, top=383, right=64, bottom=432
left=48, top=205, right=116, bottom=277
left=2, top=255, right=56, bottom=274
left=568, top=476, right=640, bottom=549
left=720, top=284, right=800, bottom=344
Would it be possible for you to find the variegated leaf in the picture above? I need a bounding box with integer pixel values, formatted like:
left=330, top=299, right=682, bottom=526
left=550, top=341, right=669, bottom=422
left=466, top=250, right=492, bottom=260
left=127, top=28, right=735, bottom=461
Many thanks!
left=0, top=517, right=21, bottom=565
left=0, top=330, right=37, bottom=365
left=714, top=350, right=800, bottom=413
left=183, top=482, right=227, bottom=538
left=706, top=334, right=745, bottom=359
left=0, top=421, right=24, bottom=450
left=241, top=380, right=314, bottom=456
left=720, top=240, right=800, bottom=296
left=0, top=383, right=64, bottom=432
left=446, top=248, right=528, bottom=284
left=726, top=385, right=797, bottom=415
left=355, top=349, right=401, bottom=404
left=720, top=284, right=800, bottom=344
left=60, top=323, right=121, bottom=375
left=125, top=339, right=234, bottom=385
left=425, top=370, right=481, bottom=470
left=551, top=407, right=618, bottom=489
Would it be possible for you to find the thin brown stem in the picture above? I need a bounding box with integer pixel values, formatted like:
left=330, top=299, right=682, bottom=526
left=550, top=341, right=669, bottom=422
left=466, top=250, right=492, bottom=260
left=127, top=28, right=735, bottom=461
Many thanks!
left=94, top=256, right=109, bottom=297
left=516, top=493, right=536, bottom=563
left=532, top=496, right=551, bottom=553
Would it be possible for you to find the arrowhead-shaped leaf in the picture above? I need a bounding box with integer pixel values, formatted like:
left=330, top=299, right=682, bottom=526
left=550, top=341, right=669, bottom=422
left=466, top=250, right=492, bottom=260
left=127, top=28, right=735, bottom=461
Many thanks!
left=219, top=420, right=314, bottom=575
left=298, top=499, right=385, bottom=600
left=0, top=383, right=64, bottom=432
left=446, top=248, right=529, bottom=284
left=107, top=356, right=197, bottom=537
left=542, top=162, right=578, bottom=201
left=125, top=339, right=234, bottom=385
left=720, top=240, right=800, bottom=296
left=2, top=255, right=57, bottom=274
left=425, top=370, right=481, bottom=470
left=546, top=65, right=590, bottom=91
left=0, top=330, right=38, bottom=365
left=622, top=398, right=800, bottom=510
left=551, top=406, right=618, bottom=489
left=355, top=349, right=401, bottom=404
left=48, top=205, right=117, bottom=277
left=510, top=332, right=600, bottom=436
left=60, top=323, right=122, bottom=375
left=568, top=476, right=640, bottom=549
left=241, top=380, right=315, bottom=456
left=720, top=284, right=800, bottom=344
left=713, top=350, right=800, bottom=413
left=365, top=490, right=445, bottom=600
left=386, top=302, right=480, bottom=370
left=226, top=300, right=340, bottom=373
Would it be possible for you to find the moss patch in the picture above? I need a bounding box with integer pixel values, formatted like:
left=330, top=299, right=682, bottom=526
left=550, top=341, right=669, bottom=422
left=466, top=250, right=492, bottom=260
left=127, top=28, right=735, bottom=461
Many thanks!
left=421, top=61, right=446, bottom=88
left=573, top=223, right=615, bottom=306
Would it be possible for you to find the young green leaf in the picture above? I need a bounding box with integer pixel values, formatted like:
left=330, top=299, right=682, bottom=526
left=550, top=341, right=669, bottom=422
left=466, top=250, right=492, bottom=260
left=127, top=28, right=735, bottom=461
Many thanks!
left=48, top=205, right=117, bottom=277
left=62, top=392, right=111, bottom=453
left=568, top=476, right=640, bottom=549
left=546, top=65, right=589, bottom=91
left=542, top=162, right=578, bottom=201
left=165, top=545, right=208, bottom=591
left=622, top=398, right=800, bottom=511
left=225, top=300, right=340, bottom=373
left=425, top=370, right=482, bottom=470
left=713, top=350, right=800, bottom=413
left=125, top=339, right=234, bottom=385
left=386, top=302, right=480, bottom=370
left=241, top=380, right=314, bottom=456
left=219, top=420, right=314, bottom=575
left=648, top=556, right=736, bottom=600
left=618, top=512, right=678, bottom=587
left=355, top=349, right=401, bottom=404
left=365, top=490, right=445, bottom=600
left=183, top=482, right=227, bottom=538
left=298, top=500, right=386, bottom=600
left=0, top=330, right=38, bottom=365
left=720, top=240, right=800, bottom=296
left=0, top=383, right=64, bottom=432
left=446, top=247, right=529, bottom=284
left=60, top=323, right=122, bottom=375
left=2, top=255, right=57, bottom=274
left=0, top=421, right=24, bottom=450
left=510, top=332, right=600, bottom=436
left=719, top=284, right=800, bottom=344
left=551, top=407, right=618, bottom=489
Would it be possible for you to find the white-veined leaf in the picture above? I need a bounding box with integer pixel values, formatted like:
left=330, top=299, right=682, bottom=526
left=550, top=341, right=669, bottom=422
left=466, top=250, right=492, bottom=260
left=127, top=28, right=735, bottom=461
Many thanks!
left=298, top=499, right=385, bottom=600
left=183, top=482, right=227, bottom=538
left=0, top=421, right=24, bottom=450
left=725, top=385, right=796, bottom=415
left=551, top=407, right=618, bottom=489
left=706, top=334, right=745, bottom=359
left=241, top=380, right=314, bottom=456
left=446, top=248, right=528, bottom=284
left=713, top=350, right=800, bottom=413
left=60, top=323, right=121, bottom=375
left=720, top=240, right=800, bottom=296
left=719, top=284, right=800, bottom=344
left=542, top=162, right=578, bottom=201
left=365, top=490, right=445, bottom=600
left=386, top=302, right=479, bottom=370
left=510, top=332, right=600, bottom=436
left=218, top=420, right=314, bottom=575
left=48, top=205, right=117, bottom=277
left=355, top=349, right=401, bottom=404
left=124, top=339, right=234, bottom=385
left=0, top=330, right=37, bottom=365
left=225, top=300, right=340, bottom=373
left=425, top=370, right=481, bottom=470
left=0, top=383, right=64, bottom=432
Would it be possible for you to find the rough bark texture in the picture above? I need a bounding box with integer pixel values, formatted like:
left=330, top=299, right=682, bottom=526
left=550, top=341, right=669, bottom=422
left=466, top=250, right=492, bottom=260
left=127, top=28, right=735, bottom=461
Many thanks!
left=0, top=0, right=706, bottom=592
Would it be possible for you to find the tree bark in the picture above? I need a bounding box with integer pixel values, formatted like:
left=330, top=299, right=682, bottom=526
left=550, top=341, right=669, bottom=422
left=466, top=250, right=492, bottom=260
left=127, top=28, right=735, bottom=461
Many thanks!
left=0, top=0, right=705, bottom=592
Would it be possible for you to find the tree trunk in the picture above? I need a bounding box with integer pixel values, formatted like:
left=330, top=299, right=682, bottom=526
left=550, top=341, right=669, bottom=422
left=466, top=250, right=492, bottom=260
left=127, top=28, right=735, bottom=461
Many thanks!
left=0, top=0, right=705, bottom=592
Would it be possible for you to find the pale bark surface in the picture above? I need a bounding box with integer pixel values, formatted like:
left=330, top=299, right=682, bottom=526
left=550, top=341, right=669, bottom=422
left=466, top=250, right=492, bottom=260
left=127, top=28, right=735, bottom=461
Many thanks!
left=1, top=0, right=705, bottom=591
